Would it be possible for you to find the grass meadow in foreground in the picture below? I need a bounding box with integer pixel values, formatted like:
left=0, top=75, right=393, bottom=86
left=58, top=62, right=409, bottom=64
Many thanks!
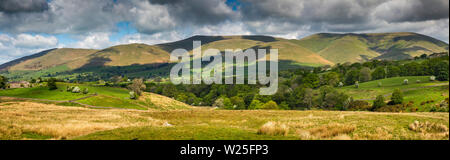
left=0, top=101, right=447, bottom=140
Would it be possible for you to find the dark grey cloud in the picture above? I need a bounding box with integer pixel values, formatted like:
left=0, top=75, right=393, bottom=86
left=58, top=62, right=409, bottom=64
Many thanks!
left=373, top=0, right=449, bottom=22
left=0, top=0, right=48, bottom=13
left=148, top=0, right=236, bottom=25
left=0, top=0, right=124, bottom=34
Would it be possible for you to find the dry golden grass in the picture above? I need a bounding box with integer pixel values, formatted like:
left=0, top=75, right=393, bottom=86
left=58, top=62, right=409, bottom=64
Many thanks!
left=0, top=102, right=165, bottom=140
left=139, top=92, right=190, bottom=110
left=409, top=121, right=448, bottom=133
left=0, top=100, right=448, bottom=140
left=257, top=121, right=289, bottom=136
left=295, top=123, right=356, bottom=140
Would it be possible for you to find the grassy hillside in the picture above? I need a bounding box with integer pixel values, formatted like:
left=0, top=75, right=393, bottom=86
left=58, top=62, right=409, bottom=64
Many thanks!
left=7, top=48, right=99, bottom=71
left=0, top=82, right=190, bottom=110
left=0, top=102, right=447, bottom=140
left=294, top=32, right=448, bottom=63
left=338, top=76, right=449, bottom=111
left=83, top=43, right=171, bottom=67
left=0, top=33, right=447, bottom=81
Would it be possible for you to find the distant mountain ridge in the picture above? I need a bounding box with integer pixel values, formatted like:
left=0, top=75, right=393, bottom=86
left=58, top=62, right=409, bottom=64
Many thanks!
left=0, top=32, right=448, bottom=72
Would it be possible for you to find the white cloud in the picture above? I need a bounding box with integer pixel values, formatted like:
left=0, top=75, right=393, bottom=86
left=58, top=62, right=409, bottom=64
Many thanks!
left=13, top=34, right=58, bottom=48
left=71, top=33, right=116, bottom=49
left=0, top=33, right=59, bottom=64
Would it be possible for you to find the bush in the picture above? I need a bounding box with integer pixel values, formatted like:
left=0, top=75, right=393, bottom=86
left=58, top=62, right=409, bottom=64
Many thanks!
left=259, top=100, right=279, bottom=110
left=230, top=96, right=246, bottom=110
left=213, top=98, right=225, bottom=108
left=403, top=79, right=409, bottom=85
left=348, top=100, right=371, bottom=111
left=372, top=95, right=386, bottom=110
left=48, top=78, right=58, bottom=90
left=82, top=88, right=89, bottom=94
left=222, top=98, right=234, bottom=110
left=354, top=81, right=359, bottom=88
left=248, top=99, right=263, bottom=110
left=66, top=86, right=74, bottom=92
left=375, top=104, right=407, bottom=112
left=338, top=82, right=344, bottom=87
left=390, top=89, right=404, bottom=105
left=128, top=78, right=146, bottom=96
left=377, top=82, right=382, bottom=87
left=416, top=80, right=421, bottom=83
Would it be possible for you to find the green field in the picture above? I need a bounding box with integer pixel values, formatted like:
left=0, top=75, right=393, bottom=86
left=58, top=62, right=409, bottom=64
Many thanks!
left=338, top=76, right=449, bottom=111
left=0, top=83, right=153, bottom=110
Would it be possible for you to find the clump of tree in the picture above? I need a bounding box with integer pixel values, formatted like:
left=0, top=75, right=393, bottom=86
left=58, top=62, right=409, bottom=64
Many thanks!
left=47, top=78, right=58, bottom=90
left=372, top=95, right=387, bottom=111
left=0, top=76, right=8, bottom=89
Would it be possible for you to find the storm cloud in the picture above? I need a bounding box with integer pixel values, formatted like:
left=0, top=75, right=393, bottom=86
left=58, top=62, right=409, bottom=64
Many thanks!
left=0, top=0, right=48, bottom=13
left=0, top=0, right=448, bottom=64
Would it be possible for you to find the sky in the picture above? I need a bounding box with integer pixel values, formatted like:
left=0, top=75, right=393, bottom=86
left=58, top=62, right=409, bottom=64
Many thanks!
left=0, top=0, right=449, bottom=64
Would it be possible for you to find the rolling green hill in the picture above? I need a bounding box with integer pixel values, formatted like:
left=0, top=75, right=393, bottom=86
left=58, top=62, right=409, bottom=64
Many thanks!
left=0, top=33, right=447, bottom=80
left=294, top=32, right=448, bottom=63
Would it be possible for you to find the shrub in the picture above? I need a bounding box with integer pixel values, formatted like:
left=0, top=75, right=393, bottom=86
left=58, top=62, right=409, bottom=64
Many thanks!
left=66, top=86, right=74, bottom=92
left=372, top=95, right=386, bottom=110
left=354, top=81, right=359, bottom=88
left=82, top=88, right=89, bottom=94
left=377, top=82, right=382, bottom=87
left=348, top=100, right=371, bottom=111
left=230, top=96, right=246, bottom=110
left=222, top=98, right=234, bottom=110
left=213, top=98, right=225, bottom=108
left=403, top=79, right=409, bottom=85
left=257, top=121, right=289, bottom=136
left=375, top=104, right=407, bottom=112
left=248, top=99, right=263, bottom=110
left=259, top=100, right=279, bottom=110
left=390, top=89, right=403, bottom=105
left=47, top=78, right=58, bottom=90
left=128, top=78, right=146, bottom=96
left=338, top=82, right=344, bottom=87
left=416, top=80, right=421, bottom=83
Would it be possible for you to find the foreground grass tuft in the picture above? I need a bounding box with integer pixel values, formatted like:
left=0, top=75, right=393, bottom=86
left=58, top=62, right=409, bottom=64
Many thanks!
left=257, top=121, right=289, bottom=136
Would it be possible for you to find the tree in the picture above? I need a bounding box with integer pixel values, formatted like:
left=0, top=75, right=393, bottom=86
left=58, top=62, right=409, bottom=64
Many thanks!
left=372, top=95, right=386, bottom=110
left=344, top=69, right=359, bottom=85
left=248, top=99, right=263, bottom=110
left=0, top=76, right=8, bottom=89
left=359, top=67, right=372, bottom=82
left=302, top=88, right=314, bottom=109
left=371, top=67, right=386, bottom=80
left=259, top=100, right=279, bottom=110
left=420, top=54, right=427, bottom=59
left=323, top=72, right=340, bottom=87
left=222, top=98, right=234, bottom=110
left=391, top=89, right=404, bottom=105
left=128, top=78, right=146, bottom=96
left=319, top=86, right=349, bottom=110
left=387, top=66, right=400, bottom=78
left=302, top=73, right=320, bottom=89
left=47, top=78, right=58, bottom=90
left=230, top=96, right=246, bottom=110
